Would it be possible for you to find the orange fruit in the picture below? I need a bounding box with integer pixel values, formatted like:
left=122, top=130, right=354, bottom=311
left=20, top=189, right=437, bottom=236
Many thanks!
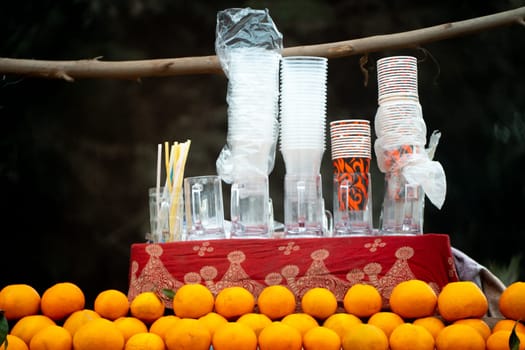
left=435, top=324, right=485, bottom=350
left=149, top=315, right=180, bottom=339
left=0, top=284, right=41, bottom=320
left=257, top=285, right=297, bottom=320
left=62, top=309, right=101, bottom=337
left=367, top=311, right=404, bottom=338
left=413, top=316, right=446, bottom=339
left=29, top=324, right=72, bottom=350
left=389, top=279, right=437, bottom=319
left=341, top=323, right=389, bottom=350
left=113, top=316, right=148, bottom=343
left=94, top=289, right=130, bottom=320
left=343, top=283, right=382, bottom=318
left=323, top=312, right=362, bottom=341
left=236, top=312, right=272, bottom=336
left=172, top=284, right=214, bottom=319
left=73, top=317, right=125, bottom=350
left=303, top=326, right=341, bottom=350
left=454, top=318, right=491, bottom=340
left=492, top=319, right=525, bottom=335
left=125, top=332, right=165, bottom=350
left=9, top=314, right=56, bottom=346
left=129, top=291, right=165, bottom=324
left=40, top=282, right=85, bottom=321
left=212, top=321, right=258, bottom=350
left=499, top=281, right=525, bottom=321
left=437, top=281, right=488, bottom=322
left=281, top=312, right=319, bottom=336
left=164, top=318, right=211, bottom=350
left=214, top=286, right=255, bottom=320
left=486, top=329, right=525, bottom=350
left=389, top=322, right=435, bottom=350
left=2, top=334, right=29, bottom=350
left=258, top=321, right=302, bottom=350
left=198, top=312, right=228, bottom=336
left=301, top=287, right=338, bottom=320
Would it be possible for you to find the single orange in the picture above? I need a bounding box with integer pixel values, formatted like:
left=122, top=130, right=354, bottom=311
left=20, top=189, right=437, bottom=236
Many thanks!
left=413, top=316, right=446, bottom=340
left=129, top=291, right=165, bottom=324
left=73, top=318, right=125, bottom=350
left=258, top=321, right=302, bottom=350
left=389, top=322, right=435, bottom=350
left=236, top=312, right=272, bottom=336
left=172, top=284, right=214, bottom=319
left=214, top=286, right=255, bottom=320
left=343, top=283, right=382, bottom=318
left=257, top=285, right=297, bottom=320
left=301, top=287, right=338, bottom=320
left=212, top=321, right=258, bottom=350
left=341, top=323, right=389, bottom=350
left=389, top=279, right=437, bottom=319
left=113, top=316, right=148, bottom=343
left=198, top=312, right=228, bottom=337
left=453, top=318, right=491, bottom=340
left=437, top=281, right=488, bottom=322
left=323, top=312, right=362, bottom=341
left=94, top=289, right=130, bottom=320
left=62, top=309, right=101, bottom=337
left=0, top=284, right=41, bottom=320
left=29, top=324, right=72, bottom=350
left=435, top=324, right=485, bottom=350
left=367, top=311, right=404, bottom=338
left=149, top=315, right=180, bottom=339
left=303, top=326, right=341, bottom=350
left=40, top=282, right=85, bottom=321
left=164, top=318, right=211, bottom=350
left=281, top=313, right=319, bottom=337
left=125, top=332, right=165, bottom=350
left=499, top=281, right=525, bottom=321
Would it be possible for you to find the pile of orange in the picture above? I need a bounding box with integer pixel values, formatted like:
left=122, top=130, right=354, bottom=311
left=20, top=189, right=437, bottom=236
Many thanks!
left=1, top=279, right=524, bottom=350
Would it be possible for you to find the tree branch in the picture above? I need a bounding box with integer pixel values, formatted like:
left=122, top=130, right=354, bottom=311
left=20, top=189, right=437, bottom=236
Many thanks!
left=1, top=6, right=523, bottom=81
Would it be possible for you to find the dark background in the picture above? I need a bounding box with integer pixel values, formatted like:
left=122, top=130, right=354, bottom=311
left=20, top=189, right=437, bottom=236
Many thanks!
left=1, top=0, right=524, bottom=305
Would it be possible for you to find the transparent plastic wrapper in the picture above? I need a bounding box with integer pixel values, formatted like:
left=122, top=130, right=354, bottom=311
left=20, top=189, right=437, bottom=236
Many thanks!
left=215, top=8, right=282, bottom=184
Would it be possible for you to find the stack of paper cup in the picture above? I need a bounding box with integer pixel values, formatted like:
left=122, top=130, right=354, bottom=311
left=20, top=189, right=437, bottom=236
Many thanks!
left=377, top=56, right=418, bottom=104
left=330, top=119, right=373, bottom=235
left=279, top=56, right=329, bottom=237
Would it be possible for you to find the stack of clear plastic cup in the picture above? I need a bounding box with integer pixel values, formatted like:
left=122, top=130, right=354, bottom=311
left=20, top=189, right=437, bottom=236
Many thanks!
left=226, top=48, right=281, bottom=238
left=375, top=56, right=425, bottom=235
left=330, top=119, right=374, bottom=235
left=279, top=56, right=329, bottom=237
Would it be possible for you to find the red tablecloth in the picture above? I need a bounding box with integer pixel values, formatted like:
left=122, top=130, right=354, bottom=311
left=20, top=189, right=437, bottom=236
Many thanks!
left=128, top=234, right=458, bottom=309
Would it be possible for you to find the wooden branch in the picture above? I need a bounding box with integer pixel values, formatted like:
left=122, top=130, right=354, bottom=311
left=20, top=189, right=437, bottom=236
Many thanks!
left=1, top=6, right=523, bottom=81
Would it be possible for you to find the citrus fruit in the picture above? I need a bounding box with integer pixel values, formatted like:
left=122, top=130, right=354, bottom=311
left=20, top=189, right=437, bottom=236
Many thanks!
left=125, top=332, right=165, bottom=350
left=198, top=312, right=228, bottom=336
left=258, top=321, right=302, bottom=350
left=486, top=329, right=525, bottom=350
left=212, top=321, right=258, bottom=350
left=62, top=309, right=101, bottom=336
left=413, top=316, right=446, bottom=339
left=437, top=281, right=488, bottom=322
left=214, top=286, right=255, bottom=320
left=389, top=322, right=435, bottom=350
left=129, top=291, right=165, bottom=324
left=0, top=284, right=41, bottom=320
left=341, top=323, right=389, bottom=350
left=343, top=283, right=382, bottom=318
left=301, top=287, right=338, bottom=320
left=2, top=334, right=29, bottom=350
left=303, top=326, right=341, bottom=350
left=367, top=311, right=404, bottom=338
left=453, top=318, right=491, bottom=340
left=94, top=289, right=130, bottom=320
left=323, top=312, right=362, bottom=341
left=73, top=317, right=125, bottom=350
left=113, top=316, right=148, bottom=343
left=29, top=324, right=72, bottom=350
left=257, top=285, right=297, bottom=320
left=499, top=281, right=525, bottom=321
left=389, top=279, right=437, bottom=319
left=9, top=314, right=56, bottom=346
left=40, top=282, right=85, bottom=321
left=171, top=284, right=214, bottom=319
left=164, top=318, right=211, bottom=350
left=149, top=315, right=180, bottom=339
left=492, top=319, right=525, bottom=335
left=281, top=312, right=319, bottom=336
left=236, top=312, right=272, bottom=336
left=435, top=323, right=485, bottom=350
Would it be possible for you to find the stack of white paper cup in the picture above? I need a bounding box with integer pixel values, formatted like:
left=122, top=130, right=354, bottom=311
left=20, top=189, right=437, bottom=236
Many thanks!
left=377, top=56, right=418, bottom=104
